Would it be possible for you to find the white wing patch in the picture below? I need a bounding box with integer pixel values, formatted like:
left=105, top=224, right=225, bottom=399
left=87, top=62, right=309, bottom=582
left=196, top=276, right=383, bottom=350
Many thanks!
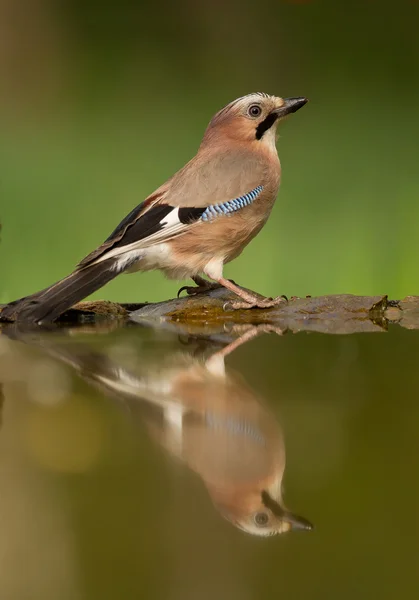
left=93, top=207, right=188, bottom=265
left=140, top=207, right=187, bottom=247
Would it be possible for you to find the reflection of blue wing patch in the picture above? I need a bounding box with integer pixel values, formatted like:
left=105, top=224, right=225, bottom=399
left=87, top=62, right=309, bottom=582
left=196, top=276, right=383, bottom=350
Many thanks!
left=205, top=413, right=265, bottom=445
left=201, top=185, right=264, bottom=222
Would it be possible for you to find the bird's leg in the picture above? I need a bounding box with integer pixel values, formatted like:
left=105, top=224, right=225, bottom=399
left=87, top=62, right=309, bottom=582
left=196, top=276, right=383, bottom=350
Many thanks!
left=177, top=275, right=225, bottom=298
left=211, top=324, right=285, bottom=359
left=215, top=277, right=288, bottom=310
left=205, top=323, right=286, bottom=374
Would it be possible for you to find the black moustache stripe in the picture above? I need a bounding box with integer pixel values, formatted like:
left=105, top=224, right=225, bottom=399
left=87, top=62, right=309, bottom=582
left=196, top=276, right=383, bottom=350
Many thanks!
left=261, top=490, right=284, bottom=516
left=255, top=113, right=278, bottom=140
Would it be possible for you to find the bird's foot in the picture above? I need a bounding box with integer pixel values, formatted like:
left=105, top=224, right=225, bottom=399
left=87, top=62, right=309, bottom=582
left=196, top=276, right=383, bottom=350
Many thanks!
left=224, top=295, right=288, bottom=311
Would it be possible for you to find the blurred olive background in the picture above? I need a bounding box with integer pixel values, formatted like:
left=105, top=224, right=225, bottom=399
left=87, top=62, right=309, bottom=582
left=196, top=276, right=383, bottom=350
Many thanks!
left=1, top=0, right=419, bottom=304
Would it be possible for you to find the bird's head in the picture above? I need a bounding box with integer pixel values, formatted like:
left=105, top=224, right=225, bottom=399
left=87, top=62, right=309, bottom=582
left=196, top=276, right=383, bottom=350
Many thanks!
left=214, top=485, right=313, bottom=537
left=203, top=92, right=308, bottom=149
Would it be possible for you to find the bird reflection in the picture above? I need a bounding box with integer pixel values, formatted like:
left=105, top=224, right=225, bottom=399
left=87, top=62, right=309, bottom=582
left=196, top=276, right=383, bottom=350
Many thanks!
left=4, top=324, right=312, bottom=536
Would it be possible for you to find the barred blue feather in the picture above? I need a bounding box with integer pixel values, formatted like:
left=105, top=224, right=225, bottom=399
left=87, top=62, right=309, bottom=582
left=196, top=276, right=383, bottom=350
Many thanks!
left=201, top=185, right=264, bottom=221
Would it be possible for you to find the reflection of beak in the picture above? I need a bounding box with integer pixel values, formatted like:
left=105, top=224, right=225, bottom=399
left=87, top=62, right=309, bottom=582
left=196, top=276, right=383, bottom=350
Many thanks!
left=283, top=510, right=313, bottom=531
left=274, top=97, right=308, bottom=118
left=261, top=490, right=313, bottom=531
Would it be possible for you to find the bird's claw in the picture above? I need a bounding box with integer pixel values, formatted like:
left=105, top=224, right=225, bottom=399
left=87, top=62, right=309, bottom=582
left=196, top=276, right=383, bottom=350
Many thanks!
left=223, top=301, right=234, bottom=311
left=177, top=285, right=193, bottom=298
left=177, top=282, right=223, bottom=298
left=177, top=285, right=208, bottom=298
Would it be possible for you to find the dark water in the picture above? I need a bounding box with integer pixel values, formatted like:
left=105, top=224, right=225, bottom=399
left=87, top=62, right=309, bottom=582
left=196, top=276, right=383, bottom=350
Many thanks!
left=0, top=323, right=418, bottom=600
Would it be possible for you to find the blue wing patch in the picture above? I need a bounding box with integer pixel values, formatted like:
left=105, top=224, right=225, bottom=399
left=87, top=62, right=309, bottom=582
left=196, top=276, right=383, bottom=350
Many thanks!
left=201, top=185, right=264, bottom=222
left=205, top=413, right=265, bottom=445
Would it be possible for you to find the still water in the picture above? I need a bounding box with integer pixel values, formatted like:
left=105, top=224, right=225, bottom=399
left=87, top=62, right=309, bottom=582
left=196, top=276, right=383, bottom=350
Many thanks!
left=0, top=322, right=417, bottom=600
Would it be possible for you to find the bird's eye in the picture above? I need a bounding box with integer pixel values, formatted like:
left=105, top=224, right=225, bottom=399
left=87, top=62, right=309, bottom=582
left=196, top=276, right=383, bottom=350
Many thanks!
left=248, top=104, right=262, bottom=118
left=254, top=512, right=269, bottom=527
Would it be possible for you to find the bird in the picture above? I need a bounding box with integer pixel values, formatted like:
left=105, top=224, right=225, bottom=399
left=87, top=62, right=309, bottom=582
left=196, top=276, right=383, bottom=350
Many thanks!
left=0, top=92, right=308, bottom=324
left=6, top=323, right=313, bottom=536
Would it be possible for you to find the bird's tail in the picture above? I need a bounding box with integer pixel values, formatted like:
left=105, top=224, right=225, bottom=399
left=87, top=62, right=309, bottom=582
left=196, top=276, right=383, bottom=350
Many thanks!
left=0, top=258, right=120, bottom=324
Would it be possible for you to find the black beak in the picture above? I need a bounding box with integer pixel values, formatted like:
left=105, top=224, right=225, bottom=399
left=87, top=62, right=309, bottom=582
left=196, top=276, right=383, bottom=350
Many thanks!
left=283, top=511, right=314, bottom=531
left=274, top=97, right=308, bottom=118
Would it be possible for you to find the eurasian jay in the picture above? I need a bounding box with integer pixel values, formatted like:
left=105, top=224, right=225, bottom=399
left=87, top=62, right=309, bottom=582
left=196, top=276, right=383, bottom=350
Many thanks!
left=0, top=93, right=308, bottom=323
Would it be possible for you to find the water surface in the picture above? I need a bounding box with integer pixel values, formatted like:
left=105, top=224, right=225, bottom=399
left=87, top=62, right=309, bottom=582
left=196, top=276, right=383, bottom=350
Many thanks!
left=0, top=323, right=417, bottom=599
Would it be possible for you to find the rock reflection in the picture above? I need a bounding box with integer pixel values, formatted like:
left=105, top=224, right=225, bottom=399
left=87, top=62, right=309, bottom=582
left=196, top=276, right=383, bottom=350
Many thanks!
left=2, top=324, right=312, bottom=536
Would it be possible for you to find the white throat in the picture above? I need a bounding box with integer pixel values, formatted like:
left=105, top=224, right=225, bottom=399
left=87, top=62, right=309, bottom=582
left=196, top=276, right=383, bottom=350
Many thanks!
left=261, top=125, right=279, bottom=153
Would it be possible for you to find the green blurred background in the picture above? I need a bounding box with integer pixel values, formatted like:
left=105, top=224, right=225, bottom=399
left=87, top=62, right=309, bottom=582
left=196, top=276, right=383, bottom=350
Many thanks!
left=1, top=0, right=419, bottom=305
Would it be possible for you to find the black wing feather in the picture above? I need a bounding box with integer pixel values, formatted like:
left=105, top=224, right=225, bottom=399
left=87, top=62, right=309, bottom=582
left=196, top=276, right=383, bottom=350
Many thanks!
left=178, top=207, right=206, bottom=224
left=112, top=204, right=173, bottom=248
left=104, top=199, right=150, bottom=242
